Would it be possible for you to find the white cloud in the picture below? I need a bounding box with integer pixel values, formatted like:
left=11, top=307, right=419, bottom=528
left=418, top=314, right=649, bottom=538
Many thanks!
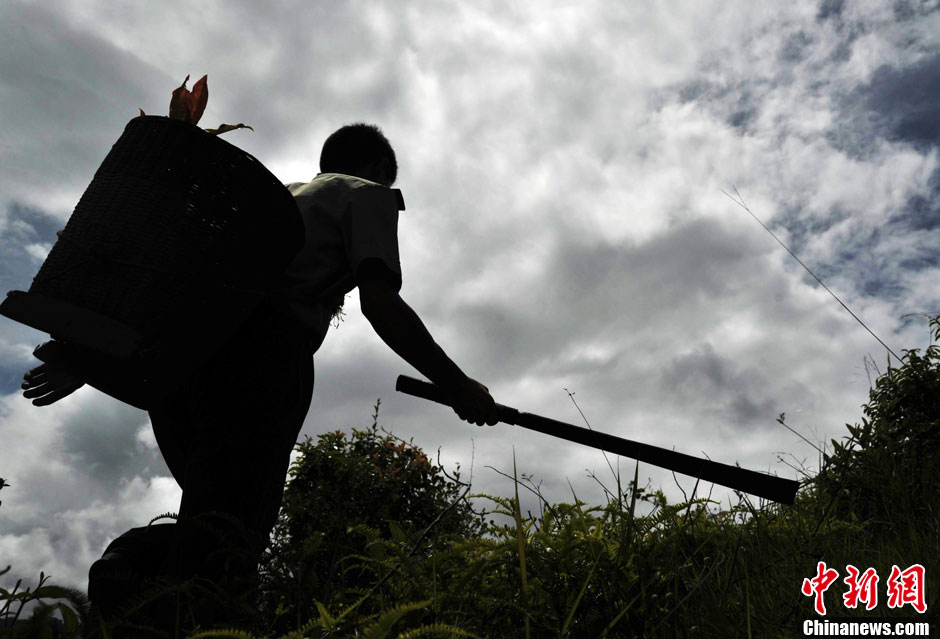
left=0, top=473, right=181, bottom=589
left=23, top=243, right=51, bottom=263
left=0, top=389, right=180, bottom=589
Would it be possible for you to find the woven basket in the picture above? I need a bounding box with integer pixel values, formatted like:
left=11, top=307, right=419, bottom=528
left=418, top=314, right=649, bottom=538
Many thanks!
left=1, top=116, right=303, bottom=408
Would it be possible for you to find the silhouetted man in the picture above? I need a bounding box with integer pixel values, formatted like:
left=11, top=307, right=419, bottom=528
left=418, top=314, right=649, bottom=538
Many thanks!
left=22, top=122, right=498, bottom=628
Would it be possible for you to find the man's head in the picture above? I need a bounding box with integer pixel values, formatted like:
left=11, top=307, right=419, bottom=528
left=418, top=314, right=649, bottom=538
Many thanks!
left=320, top=123, right=398, bottom=187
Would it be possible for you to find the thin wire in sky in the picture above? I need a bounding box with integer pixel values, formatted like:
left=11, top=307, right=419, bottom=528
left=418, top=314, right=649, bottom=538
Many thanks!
left=723, top=186, right=902, bottom=365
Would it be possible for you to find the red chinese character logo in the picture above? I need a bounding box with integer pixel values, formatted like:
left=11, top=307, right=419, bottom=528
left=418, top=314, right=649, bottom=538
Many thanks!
left=802, top=561, right=840, bottom=615
left=843, top=565, right=879, bottom=610
left=886, top=564, right=926, bottom=613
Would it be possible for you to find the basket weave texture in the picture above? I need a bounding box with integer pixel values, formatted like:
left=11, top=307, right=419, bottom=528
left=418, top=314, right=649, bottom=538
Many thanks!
left=30, top=116, right=303, bottom=336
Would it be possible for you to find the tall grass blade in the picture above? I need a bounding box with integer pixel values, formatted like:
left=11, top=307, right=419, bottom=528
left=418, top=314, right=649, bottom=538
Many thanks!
left=560, top=554, right=600, bottom=636
left=512, top=450, right=531, bottom=639
left=599, top=595, right=638, bottom=638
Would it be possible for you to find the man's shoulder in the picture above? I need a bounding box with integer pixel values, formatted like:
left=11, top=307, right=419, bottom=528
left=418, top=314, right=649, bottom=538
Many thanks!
left=289, top=174, right=404, bottom=211
left=288, top=173, right=384, bottom=195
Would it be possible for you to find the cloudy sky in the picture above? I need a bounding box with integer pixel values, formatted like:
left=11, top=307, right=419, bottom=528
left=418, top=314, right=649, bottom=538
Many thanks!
left=1, top=0, right=938, bottom=592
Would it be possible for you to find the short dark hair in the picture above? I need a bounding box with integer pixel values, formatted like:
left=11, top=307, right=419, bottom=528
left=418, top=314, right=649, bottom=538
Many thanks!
left=319, top=123, right=397, bottom=185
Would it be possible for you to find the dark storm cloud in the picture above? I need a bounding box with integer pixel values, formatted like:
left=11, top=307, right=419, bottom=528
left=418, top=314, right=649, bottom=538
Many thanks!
left=0, top=340, right=34, bottom=394
left=59, top=400, right=167, bottom=484
left=163, top=2, right=409, bottom=160
left=892, top=0, right=940, bottom=22
left=674, top=75, right=769, bottom=133
left=660, top=342, right=778, bottom=427
left=885, top=168, right=940, bottom=282
left=665, top=27, right=940, bottom=316
left=303, top=335, right=409, bottom=433
left=769, top=205, right=852, bottom=259
left=816, top=0, right=845, bottom=22
left=831, top=54, right=940, bottom=158
left=779, top=30, right=815, bottom=65
left=894, top=168, right=940, bottom=233
left=544, top=216, right=768, bottom=328
left=439, top=302, right=557, bottom=385
left=445, top=216, right=773, bottom=388
left=0, top=202, right=62, bottom=394
left=0, top=203, right=61, bottom=290
left=768, top=170, right=939, bottom=308
left=775, top=208, right=915, bottom=303
left=862, top=55, right=940, bottom=152
left=0, top=3, right=169, bottom=209
left=0, top=392, right=167, bottom=534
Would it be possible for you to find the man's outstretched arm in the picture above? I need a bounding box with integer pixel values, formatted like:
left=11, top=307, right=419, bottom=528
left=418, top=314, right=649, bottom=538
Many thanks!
left=357, top=259, right=497, bottom=426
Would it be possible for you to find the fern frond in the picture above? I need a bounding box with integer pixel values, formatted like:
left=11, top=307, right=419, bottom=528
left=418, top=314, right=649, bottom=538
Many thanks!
left=187, top=627, right=258, bottom=639
left=362, top=599, right=431, bottom=639
left=395, top=622, right=480, bottom=638
left=148, top=511, right=178, bottom=526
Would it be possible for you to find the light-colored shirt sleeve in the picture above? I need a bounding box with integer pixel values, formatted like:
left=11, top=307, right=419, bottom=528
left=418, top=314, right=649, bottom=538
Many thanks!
left=342, top=184, right=402, bottom=287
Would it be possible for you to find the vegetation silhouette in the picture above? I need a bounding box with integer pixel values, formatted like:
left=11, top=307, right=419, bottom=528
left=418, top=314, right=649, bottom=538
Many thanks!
left=1, top=315, right=937, bottom=637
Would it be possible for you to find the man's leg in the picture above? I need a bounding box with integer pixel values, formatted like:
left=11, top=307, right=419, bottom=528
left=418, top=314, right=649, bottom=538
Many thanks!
left=87, top=307, right=313, bottom=628
left=86, top=391, right=192, bottom=619
left=155, top=308, right=314, bottom=623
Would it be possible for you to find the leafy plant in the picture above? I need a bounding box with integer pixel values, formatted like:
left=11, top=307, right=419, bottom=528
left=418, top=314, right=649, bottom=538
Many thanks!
left=258, top=400, right=484, bottom=633
left=813, top=315, right=940, bottom=526
left=168, top=74, right=208, bottom=125
left=139, top=74, right=254, bottom=136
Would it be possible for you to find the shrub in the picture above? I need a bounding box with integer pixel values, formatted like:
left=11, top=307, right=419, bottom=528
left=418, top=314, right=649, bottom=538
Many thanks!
left=258, top=401, right=483, bottom=630
left=814, top=315, right=940, bottom=525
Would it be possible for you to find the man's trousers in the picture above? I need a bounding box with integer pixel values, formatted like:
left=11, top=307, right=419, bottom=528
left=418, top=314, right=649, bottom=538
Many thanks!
left=87, top=305, right=315, bottom=625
